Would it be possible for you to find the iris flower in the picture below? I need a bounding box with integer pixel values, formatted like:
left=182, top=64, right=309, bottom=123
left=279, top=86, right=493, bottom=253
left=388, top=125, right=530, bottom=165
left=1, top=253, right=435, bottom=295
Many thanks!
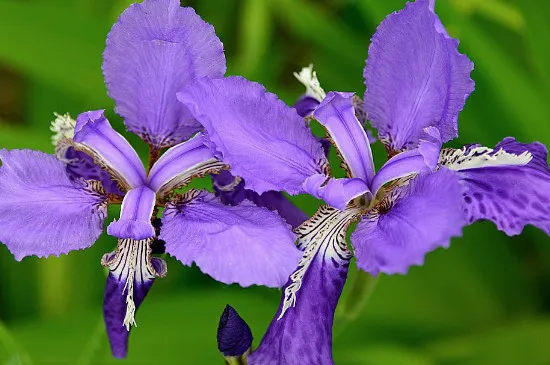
left=0, top=0, right=302, bottom=358
left=177, top=0, right=550, bottom=363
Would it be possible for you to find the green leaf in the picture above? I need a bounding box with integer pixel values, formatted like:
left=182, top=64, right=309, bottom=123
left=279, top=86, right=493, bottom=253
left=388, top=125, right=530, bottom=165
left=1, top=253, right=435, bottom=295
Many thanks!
left=271, top=0, right=365, bottom=67
left=334, top=268, right=380, bottom=337
left=451, top=0, right=524, bottom=31
left=436, top=1, right=550, bottom=146
left=232, top=0, right=271, bottom=79
left=427, top=317, right=550, bottom=365
left=0, top=321, right=33, bottom=365
left=8, top=288, right=279, bottom=364
left=0, top=1, right=110, bottom=105
left=336, top=344, right=434, bottom=365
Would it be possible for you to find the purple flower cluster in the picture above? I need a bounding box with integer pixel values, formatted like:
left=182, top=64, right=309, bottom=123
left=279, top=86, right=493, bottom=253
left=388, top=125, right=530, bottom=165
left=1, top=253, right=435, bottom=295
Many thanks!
left=1, top=0, right=549, bottom=363
left=0, top=0, right=304, bottom=358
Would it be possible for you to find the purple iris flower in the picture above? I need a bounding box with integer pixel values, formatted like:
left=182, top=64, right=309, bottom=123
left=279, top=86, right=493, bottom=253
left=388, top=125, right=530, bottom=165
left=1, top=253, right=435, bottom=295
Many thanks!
left=177, top=0, right=550, bottom=363
left=0, top=0, right=302, bottom=358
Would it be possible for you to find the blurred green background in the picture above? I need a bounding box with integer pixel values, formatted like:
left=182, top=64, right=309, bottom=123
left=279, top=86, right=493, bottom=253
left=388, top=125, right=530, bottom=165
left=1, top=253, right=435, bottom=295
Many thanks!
left=1, top=0, right=550, bottom=364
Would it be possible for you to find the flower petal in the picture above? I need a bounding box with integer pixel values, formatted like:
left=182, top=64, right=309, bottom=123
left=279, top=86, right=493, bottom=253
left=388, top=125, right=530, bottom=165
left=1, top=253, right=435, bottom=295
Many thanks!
left=303, top=174, right=371, bottom=211
left=73, top=110, right=146, bottom=191
left=313, top=92, right=375, bottom=183
left=160, top=190, right=300, bottom=287
left=212, top=171, right=308, bottom=229
left=103, top=0, right=225, bottom=148
left=250, top=205, right=354, bottom=365
left=63, top=148, right=123, bottom=195
left=177, top=76, right=327, bottom=195
left=364, top=0, right=474, bottom=152
left=294, top=95, right=320, bottom=118
left=102, top=239, right=166, bottom=358
left=441, top=138, right=550, bottom=235
left=352, top=169, right=465, bottom=275
left=50, top=112, right=123, bottom=194
left=147, top=133, right=226, bottom=196
left=370, top=149, right=433, bottom=195
left=0, top=149, right=107, bottom=260
left=107, top=186, right=156, bottom=240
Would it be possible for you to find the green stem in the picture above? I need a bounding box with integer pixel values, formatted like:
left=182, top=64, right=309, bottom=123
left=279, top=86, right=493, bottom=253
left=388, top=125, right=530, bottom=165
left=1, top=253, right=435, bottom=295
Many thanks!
left=0, top=320, right=34, bottom=365
left=223, top=354, right=249, bottom=365
left=333, top=269, right=380, bottom=337
left=76, top=319, right=106, bottom=365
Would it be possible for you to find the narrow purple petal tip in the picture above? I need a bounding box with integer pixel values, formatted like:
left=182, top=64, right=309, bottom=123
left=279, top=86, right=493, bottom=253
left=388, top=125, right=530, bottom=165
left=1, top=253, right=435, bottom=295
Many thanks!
left=103, top=273, right=155, bottom=359
left=217, top=305, right=253, bottom=357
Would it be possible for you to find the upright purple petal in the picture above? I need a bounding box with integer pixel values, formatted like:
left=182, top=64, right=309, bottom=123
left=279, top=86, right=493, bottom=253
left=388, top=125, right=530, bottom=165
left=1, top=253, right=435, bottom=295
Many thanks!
left=250, top=206, right=353, bottom=365
left=313, top=92, right=375, bottom=183
left=102, top=239, right=167, bottom=358
left=352, top=169, right=465, bottom=275
left=177, top=76, right=327, bottom=195
left=107, top=186, right=156, bottom=240
left=160, top=190, right=300, bottom=288
left=212, top=171, right=308, bottom=229
left=0, top=149, right=107, bottom=260
left=364, top=0, right=474, bottom=152
left=103, top=0, right=226, bottom=148
left=441, top=138, right=550, bottom=235
left=147, top=133, right=226, bottom=197
left=73, top=110, right=146, bottom=190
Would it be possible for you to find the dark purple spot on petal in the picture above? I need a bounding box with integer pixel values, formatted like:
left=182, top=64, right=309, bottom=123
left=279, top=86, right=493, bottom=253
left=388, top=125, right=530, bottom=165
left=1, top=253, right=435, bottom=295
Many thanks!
left=535, top=192, right=549, bottom=204
left=511, top=198, right=526, bottom=209
left=496, top=189, right=509, bottom=199
left=479, top=203, right=487, bottom=215
left=473, top=192, right=483, bottom=201
left=518, top=193, right=529, bottom=203
left=464, top=196, right=472, bottom=204
left=532, top=202, right=548, bottom=213
left=493, top=202, right=503, bottom=214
